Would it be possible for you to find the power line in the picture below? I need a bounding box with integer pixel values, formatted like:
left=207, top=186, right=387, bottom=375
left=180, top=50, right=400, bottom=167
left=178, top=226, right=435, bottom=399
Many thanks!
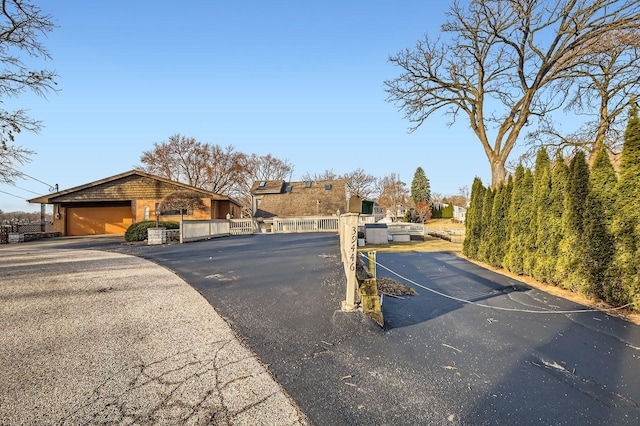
left=0, top=189, right=27, bottom=200
left=6, top=183, right=41, bottom=195
left=6, top=166, right=57, bottom=191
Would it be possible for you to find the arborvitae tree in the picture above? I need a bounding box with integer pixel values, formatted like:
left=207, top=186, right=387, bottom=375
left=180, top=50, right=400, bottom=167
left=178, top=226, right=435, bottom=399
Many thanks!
left=463, top=177, right=485, bottom=258
left=590, top=147, right=618, bottom=214
left=504, top=165, right=533, bottom=275
left=581, top=147, right=617, bottom=299
left=442, top=203, right=454, bottom=218
left=477, top=187, right=495, bottom=264
left=524, top=149, right=551, bottom=277
left=536, top=152, right=569, bottom=284
left=488, top=181, right=510, bottom=267
left=411, top=167, right=431, bottom=205
left=610, top=106, right=640, bottom=309
left=555, top=151, right=590, bottom=290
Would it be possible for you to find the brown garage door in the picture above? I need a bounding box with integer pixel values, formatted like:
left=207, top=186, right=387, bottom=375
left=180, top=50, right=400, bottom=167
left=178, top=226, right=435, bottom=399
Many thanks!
left=67, top=206, right=133, bottom=236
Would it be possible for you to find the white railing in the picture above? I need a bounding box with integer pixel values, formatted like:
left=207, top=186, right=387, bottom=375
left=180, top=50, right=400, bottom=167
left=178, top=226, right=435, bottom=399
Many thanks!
left=357, top=215, right=377, bottom=225
left=272, top=216, right=339, bottom=233
left=181, top=218, right=256, bottom=243
left=386, top=222, right=425, bottom=236
left=230, top=218, right=256, bottom=235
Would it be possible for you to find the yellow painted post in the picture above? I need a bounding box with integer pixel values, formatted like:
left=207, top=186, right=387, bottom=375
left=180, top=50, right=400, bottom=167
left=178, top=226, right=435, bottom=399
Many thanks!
left=367, top=251, right=376, bottom=278
left=341, top=213, right=359, bottom=311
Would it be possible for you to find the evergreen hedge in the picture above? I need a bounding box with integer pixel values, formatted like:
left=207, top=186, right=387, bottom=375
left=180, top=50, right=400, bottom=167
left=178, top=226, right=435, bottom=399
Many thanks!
left=463, top=109, right=640, bottom=312
left=124, top=220, right=180, bottom=242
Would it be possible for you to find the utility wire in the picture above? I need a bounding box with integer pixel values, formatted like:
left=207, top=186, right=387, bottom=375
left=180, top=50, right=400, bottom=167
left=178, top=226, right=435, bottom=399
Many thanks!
left=6, top=183, right=41, bottom=195
left=0, top=189, right=26, bottom=200
left=6, top=165, right=56, bottom=190
left=361, top=252, right=633, bottom=315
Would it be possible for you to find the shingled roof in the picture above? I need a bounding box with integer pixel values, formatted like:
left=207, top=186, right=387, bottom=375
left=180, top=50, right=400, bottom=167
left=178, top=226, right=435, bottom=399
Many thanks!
left=28, top=170, right=241, bottom=206
left=251, top=180, right=347, bottom=218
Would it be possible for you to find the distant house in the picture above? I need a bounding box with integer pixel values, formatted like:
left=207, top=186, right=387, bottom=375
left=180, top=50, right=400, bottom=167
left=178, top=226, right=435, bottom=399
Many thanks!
left=453, top=205, right=467, bottom=223
left=250, top=179, right=347, bottom=219
left=386, top=204, right=410, bottom=222
left=28, top=170, right=242, bottom=236
left=430, top=202, right=467, bottom=223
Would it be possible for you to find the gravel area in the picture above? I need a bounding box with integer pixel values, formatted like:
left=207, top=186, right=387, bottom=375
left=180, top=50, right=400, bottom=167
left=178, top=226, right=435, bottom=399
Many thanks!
left=0, top=243, right=309, bottom=425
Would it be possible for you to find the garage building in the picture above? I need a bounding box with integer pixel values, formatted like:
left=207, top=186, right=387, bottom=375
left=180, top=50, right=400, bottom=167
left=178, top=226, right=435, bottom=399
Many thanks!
left=28, top=170, right=242, bottom=236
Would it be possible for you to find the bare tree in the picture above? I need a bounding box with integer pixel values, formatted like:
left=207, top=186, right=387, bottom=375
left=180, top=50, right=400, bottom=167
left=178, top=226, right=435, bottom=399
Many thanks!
left=159, top=190, right=207, bottom=224
left=342, top=168, right=377, bottom=200
left=300, top=169, right=339, bottom=182
left=376, top=172, right=409, bottom=221
left=386, top=0, right=640, bottom=187
left=246, top=153, right=294, bottom=182
left=138, top=134, right=247, bottom=195
left=524, top=30, right=640, bottom=163
left=0, top=0, right=58, bottom=183
left=0, top=144, right=33, bottom=183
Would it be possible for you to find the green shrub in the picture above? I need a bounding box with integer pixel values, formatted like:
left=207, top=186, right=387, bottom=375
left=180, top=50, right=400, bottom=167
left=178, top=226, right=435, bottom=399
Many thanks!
left=124, top=220, right=180, bottom=242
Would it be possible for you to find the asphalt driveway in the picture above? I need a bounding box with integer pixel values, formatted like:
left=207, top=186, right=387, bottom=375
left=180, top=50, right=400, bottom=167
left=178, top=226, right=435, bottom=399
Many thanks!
left=90, top=232, right=640, bottom=426
left=28, top=232, right=640, bottom=425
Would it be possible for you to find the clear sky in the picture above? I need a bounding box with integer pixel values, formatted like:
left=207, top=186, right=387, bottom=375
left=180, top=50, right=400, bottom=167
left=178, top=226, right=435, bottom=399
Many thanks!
left=1, top=0, right=494, bottom=213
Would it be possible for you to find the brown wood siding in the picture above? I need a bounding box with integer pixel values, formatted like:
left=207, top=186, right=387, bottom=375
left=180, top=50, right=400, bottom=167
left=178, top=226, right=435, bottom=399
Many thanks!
left=67, top=206, right=132, bottom=235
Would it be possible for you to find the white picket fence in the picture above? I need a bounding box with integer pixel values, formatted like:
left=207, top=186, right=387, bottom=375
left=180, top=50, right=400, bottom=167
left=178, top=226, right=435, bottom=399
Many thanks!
left=180, top=216, right=339, bottom=242
left=181, top=218, right=256, bottom=243
left=271, top=216, right=339, bottom=233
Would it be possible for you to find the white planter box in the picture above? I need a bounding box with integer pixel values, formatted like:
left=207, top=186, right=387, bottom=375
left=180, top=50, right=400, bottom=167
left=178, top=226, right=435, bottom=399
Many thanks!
left=8, top=233, right=24, bottom=244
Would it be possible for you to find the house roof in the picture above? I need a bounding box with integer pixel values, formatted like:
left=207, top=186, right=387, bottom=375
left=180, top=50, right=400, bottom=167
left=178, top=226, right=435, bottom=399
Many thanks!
left=250, top=180, right=286, bottom=194
left=28, top=169, right=241, bottom=206
left=252, top=179, right=347, bottom=218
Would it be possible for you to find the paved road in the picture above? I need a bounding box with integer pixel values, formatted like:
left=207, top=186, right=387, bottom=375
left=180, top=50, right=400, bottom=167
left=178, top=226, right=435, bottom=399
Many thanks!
left=0, top=237, right=309, bottom=425
left=90, top=233, right=640, bottom=426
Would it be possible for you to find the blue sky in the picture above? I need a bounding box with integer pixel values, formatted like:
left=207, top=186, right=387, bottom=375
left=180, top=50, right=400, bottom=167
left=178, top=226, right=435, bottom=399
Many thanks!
left=1, top=0, right=492, bottom=212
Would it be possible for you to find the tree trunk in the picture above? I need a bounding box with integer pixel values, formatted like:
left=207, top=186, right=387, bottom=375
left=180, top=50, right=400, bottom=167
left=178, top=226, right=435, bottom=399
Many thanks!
left=490, top=157, right=507, bottom=188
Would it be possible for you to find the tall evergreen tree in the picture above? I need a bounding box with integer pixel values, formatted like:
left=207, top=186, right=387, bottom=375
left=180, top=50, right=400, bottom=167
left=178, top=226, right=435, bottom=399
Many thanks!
left=582, top=147, right=617, bottom=299
left=555, top=151, right=590, bottom=290
left=524, top=149, right=551, bottom=276
left=463, top=177, right=485, bottom=258
left=536, top=152, right=569, bottom=284
left=477, top=187, right=495, bottom=264
left=488, top=181, right=510, bottom=268
left=610, top=106, right=640, bottom=308
left=410, top=167, right=431, bottom=205
left=504, top=165, right=533, bottom=275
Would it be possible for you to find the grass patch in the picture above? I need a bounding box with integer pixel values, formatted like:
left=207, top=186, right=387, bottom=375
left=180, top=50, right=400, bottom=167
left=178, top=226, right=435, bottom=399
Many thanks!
left=359, top=235, right=462, bottom=254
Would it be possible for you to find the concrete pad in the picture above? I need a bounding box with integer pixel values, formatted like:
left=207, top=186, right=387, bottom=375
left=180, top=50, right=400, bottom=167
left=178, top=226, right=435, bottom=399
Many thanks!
left=0, top=244, right=309, bottom=425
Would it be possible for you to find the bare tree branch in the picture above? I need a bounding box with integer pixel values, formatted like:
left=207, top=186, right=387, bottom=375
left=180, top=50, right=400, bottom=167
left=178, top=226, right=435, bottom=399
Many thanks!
left=0, top=0, right=58, bottom=182
left=386, top=0, right=640, bottom=186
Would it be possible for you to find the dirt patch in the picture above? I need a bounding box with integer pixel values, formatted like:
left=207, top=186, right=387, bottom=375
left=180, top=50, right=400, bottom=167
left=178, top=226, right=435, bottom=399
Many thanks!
left=376, top=277, right=418, bottom=296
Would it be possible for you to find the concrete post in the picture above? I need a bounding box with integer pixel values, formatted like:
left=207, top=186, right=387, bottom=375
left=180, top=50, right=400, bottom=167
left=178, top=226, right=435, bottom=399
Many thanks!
left=341, top=213, right=359, bottom=311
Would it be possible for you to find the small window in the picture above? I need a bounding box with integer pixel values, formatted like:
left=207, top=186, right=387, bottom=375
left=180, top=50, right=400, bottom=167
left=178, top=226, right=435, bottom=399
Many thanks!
left=144, top=206, right=150, bottom=220
left=325, top=184, right=332, bottom=190
left=161, top=208, right=192, bottom=216
left=305, top=181, right=312, bottom=188
left=258, top=181, right=266, bottom=187
left=285, top=185, right=292, bottom=192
